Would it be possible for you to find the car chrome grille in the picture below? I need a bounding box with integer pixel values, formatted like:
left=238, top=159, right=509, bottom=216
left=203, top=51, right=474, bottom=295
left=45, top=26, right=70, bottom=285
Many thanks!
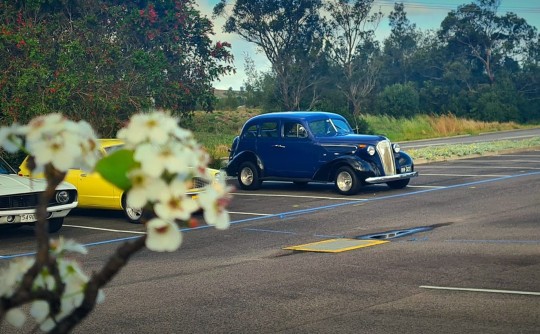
left=0, top=193, right=39, bottom=210
left=0, top=190, right=77, bottom=211
left=376, top=140, right=396, bottom=176
left=191, top=177, right=210, bottom=190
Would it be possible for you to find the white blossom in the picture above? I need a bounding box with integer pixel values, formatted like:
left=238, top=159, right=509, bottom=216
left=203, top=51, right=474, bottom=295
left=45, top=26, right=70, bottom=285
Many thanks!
left=6, top=308, right=26, bottom=328
left=198, top=178, right=232, bottom=230
left=117, top=111, right=177, bottom=146
left=0, top=257, right=34, bottom=297
left=154, top=178, right=199, bottom=221
left=0, top=123, right=23, bottom=153
left=30, top=300, right=50, bottom=323
left=126, top=169, right=168, bottom=208
left=146, top=218, right=182, bottom=252
left=50, top=237, right=88, bottom=256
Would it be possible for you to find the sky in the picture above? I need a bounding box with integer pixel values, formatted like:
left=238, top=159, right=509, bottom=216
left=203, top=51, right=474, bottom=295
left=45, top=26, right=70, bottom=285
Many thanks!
left=197, top=0, right=540, bottom=91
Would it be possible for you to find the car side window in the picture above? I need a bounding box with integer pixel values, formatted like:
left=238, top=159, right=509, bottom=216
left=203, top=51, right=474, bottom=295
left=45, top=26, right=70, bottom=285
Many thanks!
left=259, top=122, right=278, bottom=138
left=242, top=125, right=258, bottom=139
left=309, top=120, right=327, bottom=137
left=283, top=122, right=308, bottom=139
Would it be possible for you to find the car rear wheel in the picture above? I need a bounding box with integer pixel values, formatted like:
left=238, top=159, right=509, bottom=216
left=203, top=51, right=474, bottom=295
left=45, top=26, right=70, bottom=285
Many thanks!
left=48, top=218, right=63, bottom=233
left=238, top=161, right=261, bottom=190
left=386, top=178, right=410, bottom=189
left=335, top=166, right=360, bottom=195
left=122, top=196, right=143, bottom=224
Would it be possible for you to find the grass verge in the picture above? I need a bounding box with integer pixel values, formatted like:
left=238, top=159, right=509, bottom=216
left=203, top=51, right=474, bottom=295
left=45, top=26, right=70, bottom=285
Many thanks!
left=408, top=137, right=540, bottom=164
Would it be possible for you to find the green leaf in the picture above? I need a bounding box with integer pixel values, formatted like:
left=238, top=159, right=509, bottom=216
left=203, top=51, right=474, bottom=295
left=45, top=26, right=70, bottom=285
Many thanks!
left=95, top=149, right=137, bottom=190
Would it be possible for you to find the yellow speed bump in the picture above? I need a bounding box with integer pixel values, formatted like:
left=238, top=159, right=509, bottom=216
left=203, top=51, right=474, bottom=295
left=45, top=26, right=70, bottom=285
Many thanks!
left=283, top=238, right=388, bottom=253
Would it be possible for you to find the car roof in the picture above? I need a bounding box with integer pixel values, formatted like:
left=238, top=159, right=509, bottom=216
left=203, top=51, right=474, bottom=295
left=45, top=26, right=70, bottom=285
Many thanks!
left=247, top=111, right=343, bottom=123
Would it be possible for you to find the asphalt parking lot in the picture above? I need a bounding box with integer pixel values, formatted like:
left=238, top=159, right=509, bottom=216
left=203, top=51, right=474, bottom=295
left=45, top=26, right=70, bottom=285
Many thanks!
left=1, top=149, right=539, bottom=333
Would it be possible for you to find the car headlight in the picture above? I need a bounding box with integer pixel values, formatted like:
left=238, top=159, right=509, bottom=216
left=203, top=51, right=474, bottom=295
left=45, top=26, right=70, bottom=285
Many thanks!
left=366, top=145, right=376, bottom=156
left=55, top=190, right=70, bottom=204
left=392, top=143, right=401, bottom=153
left=213, top=171, right=225, bottom=183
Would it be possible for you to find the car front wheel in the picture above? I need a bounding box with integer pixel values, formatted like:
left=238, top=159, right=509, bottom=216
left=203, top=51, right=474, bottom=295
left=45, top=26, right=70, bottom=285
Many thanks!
left=335, top=166, right=360, bottom=195
left=122, top=196, right=143, bottom=224
left=238, top=161, right=261, bottom=190
left=386, top=178, right=410, bottom=189
left=48, top=218, right=64, bottom=233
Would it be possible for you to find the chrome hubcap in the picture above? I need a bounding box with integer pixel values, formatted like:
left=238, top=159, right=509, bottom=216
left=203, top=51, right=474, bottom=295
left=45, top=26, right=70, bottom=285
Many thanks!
left=336, top=171, right=353, bottom=191
left=240, top=167, right=253, bottom=185
left=126, top=207, right=143, bottom=220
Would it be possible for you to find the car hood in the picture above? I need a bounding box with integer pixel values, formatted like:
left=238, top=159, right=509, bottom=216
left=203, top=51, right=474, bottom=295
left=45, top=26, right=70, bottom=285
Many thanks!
left=317, top=134, right=388, bottom=145
left=0, top=174, right=75, bottom=195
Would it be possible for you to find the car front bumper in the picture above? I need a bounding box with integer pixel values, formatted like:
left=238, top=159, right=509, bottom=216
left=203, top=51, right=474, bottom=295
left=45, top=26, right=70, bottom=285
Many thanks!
left=0, top=202, right=78, bottom=225
left=365, top=171, right=419, bottom=184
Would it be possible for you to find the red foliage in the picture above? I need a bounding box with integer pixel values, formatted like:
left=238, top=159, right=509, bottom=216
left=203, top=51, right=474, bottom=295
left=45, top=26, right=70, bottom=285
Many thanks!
left=16, top=39, right=26, bottom=49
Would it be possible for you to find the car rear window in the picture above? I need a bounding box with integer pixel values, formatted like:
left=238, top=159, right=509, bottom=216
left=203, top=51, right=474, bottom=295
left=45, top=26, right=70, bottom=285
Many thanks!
left=260, top=122, right=279, bottom=138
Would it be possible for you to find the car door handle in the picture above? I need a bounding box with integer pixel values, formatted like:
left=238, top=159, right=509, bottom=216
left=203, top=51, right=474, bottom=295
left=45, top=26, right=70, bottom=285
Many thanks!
left=80, top=173, right=87, bottom=177
left=273, top=145, right=285, bottom=148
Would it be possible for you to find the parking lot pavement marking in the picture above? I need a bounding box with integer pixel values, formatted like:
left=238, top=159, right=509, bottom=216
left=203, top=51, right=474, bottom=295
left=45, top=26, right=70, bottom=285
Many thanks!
left=231, top=193, right=367, bottom=201
left=420, top=173, right=511, bottom=177
left=459, top=159, right=540, bottom=163
left=423, top=166, right=540, bottom=170
left=283, top=238, right=388, bottom=253
left=63, top=224, right=146, bottom=234
left=420, top=286, right=540, bottom=296
left=228, top=211, right=272, bottom=216
left=407, top=185, right=446, bottom=189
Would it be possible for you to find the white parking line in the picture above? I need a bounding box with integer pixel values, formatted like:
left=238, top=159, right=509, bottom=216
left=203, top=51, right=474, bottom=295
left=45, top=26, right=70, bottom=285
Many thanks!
left=461, top=159, right=540, bottom=163
left=408, top=185, right=446, bottom=188
left=420, top=285, right=540, bottom=296
left=420, top=173, right=511, bottom=177
left=63, top=224, right=146, bottom=234
left=231, top=193, right=367, bottom=201
left=424, top=166, right=540, bottom=170
left=228, top=211, right=271, bottom=216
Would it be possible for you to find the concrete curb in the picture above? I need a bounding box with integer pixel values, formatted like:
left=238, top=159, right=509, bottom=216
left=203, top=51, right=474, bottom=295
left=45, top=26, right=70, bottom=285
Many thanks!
left=414, top=146, right=540, bottom=165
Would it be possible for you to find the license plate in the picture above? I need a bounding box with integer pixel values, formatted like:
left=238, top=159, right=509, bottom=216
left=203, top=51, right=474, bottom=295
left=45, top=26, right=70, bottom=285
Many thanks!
left=401, top=166, right=412, bottom=173
left=20, top=213, right=36, bottom=222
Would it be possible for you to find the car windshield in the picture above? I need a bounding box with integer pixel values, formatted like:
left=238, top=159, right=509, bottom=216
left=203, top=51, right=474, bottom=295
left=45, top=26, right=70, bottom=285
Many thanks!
left=308, top=118, right=353, bottom=137
left=104, top=144, right=124, bottom=155
left=0, top=156, right=15, bottom=175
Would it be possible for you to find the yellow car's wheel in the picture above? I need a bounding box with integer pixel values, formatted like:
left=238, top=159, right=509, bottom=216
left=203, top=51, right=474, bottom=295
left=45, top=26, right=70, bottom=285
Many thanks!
left=122, top=196, right=143, bottom=224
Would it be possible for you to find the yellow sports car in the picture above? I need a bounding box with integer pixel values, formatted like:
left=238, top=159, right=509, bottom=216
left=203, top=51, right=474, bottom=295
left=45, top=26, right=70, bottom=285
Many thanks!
left=18, top=139, right=221, bottom=223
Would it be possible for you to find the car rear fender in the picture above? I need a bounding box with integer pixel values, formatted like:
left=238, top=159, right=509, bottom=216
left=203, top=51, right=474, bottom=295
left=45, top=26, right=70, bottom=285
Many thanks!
left=314, top=156, right=374, bottom=182
left=226, top=151, right=261, bottom=176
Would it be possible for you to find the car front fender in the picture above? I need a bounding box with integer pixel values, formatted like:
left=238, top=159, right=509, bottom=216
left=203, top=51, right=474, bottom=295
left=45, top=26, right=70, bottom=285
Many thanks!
left=313, top=155, right=375, bottom=181
left=396, top=151, right=415, bottom=169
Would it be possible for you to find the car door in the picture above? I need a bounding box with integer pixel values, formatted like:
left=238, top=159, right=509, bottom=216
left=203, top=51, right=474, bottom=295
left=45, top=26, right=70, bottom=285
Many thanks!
left=279, top=121, right=318, bottom=178
left=254, top=120, right=284, bottom=176
left=65, top=147, right=120, bottom=209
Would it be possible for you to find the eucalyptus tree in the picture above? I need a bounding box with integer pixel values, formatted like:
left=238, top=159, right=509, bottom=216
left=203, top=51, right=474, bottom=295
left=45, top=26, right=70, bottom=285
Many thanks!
left=381, top=2, right=419, bottom=85
left=0, top=0, right=233, bottom=135
left=324, top=0, right=382, bottom=120
left=438, top=0, right=537, bottom=85
left=214, top=0, right=327, bottom=111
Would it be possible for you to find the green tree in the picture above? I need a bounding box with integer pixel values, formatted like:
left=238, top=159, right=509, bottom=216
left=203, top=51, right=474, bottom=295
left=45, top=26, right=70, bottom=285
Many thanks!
left=381, top=2, right=419, bottom=85
left=325, top=0, right=382, bottom=120
left=439, top=0, right=537, bottom=85
left=214, top=0, right=326, bottom=111
left=375, top=82, right=419, bottom=118
left=0, top=0, right=233, bottom=135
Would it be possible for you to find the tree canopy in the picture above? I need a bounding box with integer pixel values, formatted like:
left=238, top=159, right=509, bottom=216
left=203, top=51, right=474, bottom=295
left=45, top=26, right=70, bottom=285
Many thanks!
left=0, top=0, right=233, bottom=136
left=216, top=0, right=539, bottom=124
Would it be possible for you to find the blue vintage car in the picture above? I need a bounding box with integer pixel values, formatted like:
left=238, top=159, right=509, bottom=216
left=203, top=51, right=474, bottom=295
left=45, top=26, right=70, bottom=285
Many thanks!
left=226, top=111, right=418, bottom=195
